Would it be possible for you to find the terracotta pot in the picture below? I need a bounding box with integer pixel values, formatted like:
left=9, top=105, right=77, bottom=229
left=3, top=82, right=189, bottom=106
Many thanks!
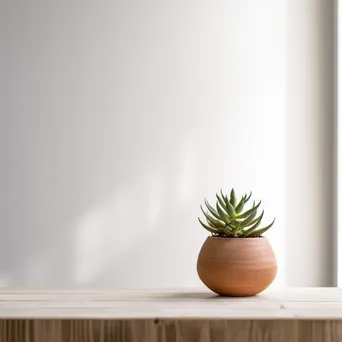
left=197, top=236, right=277, bottom=296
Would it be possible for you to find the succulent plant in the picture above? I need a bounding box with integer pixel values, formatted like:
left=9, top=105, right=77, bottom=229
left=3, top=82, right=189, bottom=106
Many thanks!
left=198, top=189, right=275, bottom=238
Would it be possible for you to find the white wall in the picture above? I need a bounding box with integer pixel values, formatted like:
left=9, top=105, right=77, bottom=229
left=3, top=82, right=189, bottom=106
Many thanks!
left=0, top=0, right=310, bottom=289
left=287, top=0, right=336, bottom=286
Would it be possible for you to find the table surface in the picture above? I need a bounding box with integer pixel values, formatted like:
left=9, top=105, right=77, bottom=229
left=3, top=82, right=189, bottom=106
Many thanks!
left=0, top=287, right=340, bottom=319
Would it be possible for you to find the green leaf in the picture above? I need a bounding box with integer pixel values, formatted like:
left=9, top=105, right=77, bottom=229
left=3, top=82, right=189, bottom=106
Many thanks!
left=204, top=199, right=222, bottom=220
left=249, top=218, right=275, bottom=237
left=232, top=221, right=242, bottom=236
left=216, top=202, right=231, bottom=225
left=220, top=190, right=230, bottom=212
left=222, top=225, right=235, bottom=237
left=236, top=200, right=261, bottom=219
left=219, top=192, right=235, bottom=218
left=207, top=220, right=215, bottom=228
left=240, top=210, right=257, bottom=228
left=246, top=213, right=264, bottom=227
left=243, top=210, right=264, bottom=237
left=216, top=193, right=227, bottom=213
left=226, top=218, right=238, bottom=228
left=198, top=218, right=220, bottom=234
left=220, top=189, right=226, bottom=200
left=229, top=188, right=237, bottom=207
left=235, top=196, right=245, bottom=214
left=200, top=206, right=225, bottom=227
left=222, top=195, right=235, bottom=217
left=245, top=191, right=252, bottom=203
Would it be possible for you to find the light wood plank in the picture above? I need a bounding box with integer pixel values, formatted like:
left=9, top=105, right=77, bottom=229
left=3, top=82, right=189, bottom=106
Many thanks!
left=0, top=288, right=340, bottom=319
left=0, top=287, right=340, bottom=301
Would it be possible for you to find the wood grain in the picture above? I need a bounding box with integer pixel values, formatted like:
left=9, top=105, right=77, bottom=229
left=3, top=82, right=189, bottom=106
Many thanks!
left=0, top=288, right=341, bottom=319
left=0, top=319, right=341, bottom=342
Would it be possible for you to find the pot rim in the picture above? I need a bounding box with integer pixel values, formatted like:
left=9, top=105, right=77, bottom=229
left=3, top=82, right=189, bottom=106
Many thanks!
left=208, top=235, right=266, bottom=240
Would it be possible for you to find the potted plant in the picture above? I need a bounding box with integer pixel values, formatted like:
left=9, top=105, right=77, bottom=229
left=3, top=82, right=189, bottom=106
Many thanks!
left=197, top=189, right=277, bottom=296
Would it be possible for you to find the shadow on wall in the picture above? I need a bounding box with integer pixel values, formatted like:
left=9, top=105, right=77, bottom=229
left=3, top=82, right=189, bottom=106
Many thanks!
left=0, top=110, right=278, bottom=288
left=1, top=0, right=285, bottom=288
left=0, top=109, right=284, bottom=286
left=71, top=138, right=203, bottom=289
left=1, top=98, right=262, bottom=288
left=0, top=127, right=208, bottom=288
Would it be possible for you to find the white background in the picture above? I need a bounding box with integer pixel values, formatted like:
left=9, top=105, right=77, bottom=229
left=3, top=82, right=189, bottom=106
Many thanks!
left=0, top=0, right=336, bottom=288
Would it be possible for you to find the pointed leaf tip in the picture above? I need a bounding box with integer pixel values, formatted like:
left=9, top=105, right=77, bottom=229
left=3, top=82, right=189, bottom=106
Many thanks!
left=243, top=210, right=264, bottom=237
left=216, top=193, right=227, bottom=213
left=204, top=199, right=222, bottom=220
left=230, top=188, right=236, bottom=207
left=245, top=191, right=252, bottom=202
left=249, top=217, right=276, bottom=237
left=235, top=196, right=245, bottom=214
left=216, top=201, right=231, bottom=225
left=201, top=205, right=225, bottom=227
left=236, top=200, right=261, bottom=219
left=198, top=217, right=220, bottom=234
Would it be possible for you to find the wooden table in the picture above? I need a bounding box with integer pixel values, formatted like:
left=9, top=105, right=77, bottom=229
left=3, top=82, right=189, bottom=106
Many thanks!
left=0, top=288, right=341, bottom=341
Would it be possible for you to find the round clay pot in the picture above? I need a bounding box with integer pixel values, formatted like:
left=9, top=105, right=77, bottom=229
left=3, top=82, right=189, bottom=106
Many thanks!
left=197, top=236, right=277, bottom=296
